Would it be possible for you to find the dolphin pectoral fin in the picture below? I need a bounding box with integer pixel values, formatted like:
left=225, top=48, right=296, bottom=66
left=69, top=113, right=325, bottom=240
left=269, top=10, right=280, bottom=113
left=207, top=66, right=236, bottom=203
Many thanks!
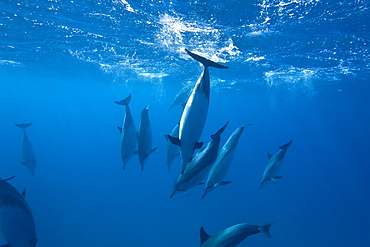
left=0, top=176, right=15, bottom=182
left=167, top=135, right=181, bottom=146
left=200, top=227, right=212, bottom=245
left=117, top=126, right=123, bottom=133
left=150, top=147, right=157, bottom=154
left=219, top=181, right=232, bottom=186
left=279, top=140, right=293, bottom=150
left=194, top=142, right=203, bottom=150
left=271, top=176, right=282, bottom=181
left=259, top=221, right=275, bottom=238
left=267, top=153, right=273, bottom=159
left=198, top=182, right=205, bottom=185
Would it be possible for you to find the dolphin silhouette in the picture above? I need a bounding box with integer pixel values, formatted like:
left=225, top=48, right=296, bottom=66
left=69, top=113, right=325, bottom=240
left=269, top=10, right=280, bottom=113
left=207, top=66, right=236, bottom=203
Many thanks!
left=137, top=105, right=157, bottom=170
left=15, top=123, right=36, bottom=176
left=259, top=140, right=293, bottom=190
left=0, top=176, right=37, bottom=247
left=200, top=222, right=274, bottom=247
left=202, top=125, right=251, bottom=199
left=164, top=123, right=180, bottom=172
left=170, top=122, right=228, bottom=198
left=115, top=94, right=137, bottom=170
left=168, top=49, right=228, bottom=173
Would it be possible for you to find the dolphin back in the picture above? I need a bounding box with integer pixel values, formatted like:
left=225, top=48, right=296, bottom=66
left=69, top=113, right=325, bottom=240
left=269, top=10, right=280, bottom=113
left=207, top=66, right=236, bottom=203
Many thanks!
left=115, top=94, right=131, bottom=106
left=279, top=140, right=292, bottom=150
left=185, top=49, right=229, bottom=69
left=15, top=123, right=33, bottom=129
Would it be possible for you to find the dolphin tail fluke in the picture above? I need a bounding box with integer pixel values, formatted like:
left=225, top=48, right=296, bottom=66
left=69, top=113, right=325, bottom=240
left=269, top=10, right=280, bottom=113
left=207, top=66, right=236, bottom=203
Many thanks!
left=259, top=221, right=275, bottom=238
left=115, top=94, right=131, bottom=106
left=200, top=227, right=212, bottom=245
left=279, top=140, right=293, bottom=150
left=185, top=49, right=229, bottom=69
left=211, top=121, right=229, bottom=139
left=150, top=147, right=157, bottom=154
left=15, top=122, right=32, bottom=129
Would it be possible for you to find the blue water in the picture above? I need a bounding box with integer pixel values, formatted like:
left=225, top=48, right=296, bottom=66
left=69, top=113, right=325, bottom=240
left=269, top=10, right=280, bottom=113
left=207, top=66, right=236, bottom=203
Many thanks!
left=1, top=0, right=369, bottom=246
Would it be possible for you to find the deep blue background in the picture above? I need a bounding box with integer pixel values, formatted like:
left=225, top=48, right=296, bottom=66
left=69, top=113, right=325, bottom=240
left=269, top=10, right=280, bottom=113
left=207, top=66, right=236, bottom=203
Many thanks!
left=1, top=0, right=369, bottom=246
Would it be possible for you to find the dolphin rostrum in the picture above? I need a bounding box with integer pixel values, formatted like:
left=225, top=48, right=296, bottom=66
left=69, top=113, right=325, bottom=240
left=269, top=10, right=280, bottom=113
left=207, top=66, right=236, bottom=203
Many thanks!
left=164, top=123, right=180, bottom=172
left=202, top=124, right=251, bottom=199
left=200, top=222, right=274, bottom=247
left=168, top=49, right=228, bottom=173
left=170, top=122, right=228, bottom=198
left=15, top=123, right=36, bottom=176
left=259, top=140, right=293, bottom=190
left=0, top=176, right=37, bottom=247
left=115, top=94, right=137, bottom=170
left=137, top=105, right=157, bottom=171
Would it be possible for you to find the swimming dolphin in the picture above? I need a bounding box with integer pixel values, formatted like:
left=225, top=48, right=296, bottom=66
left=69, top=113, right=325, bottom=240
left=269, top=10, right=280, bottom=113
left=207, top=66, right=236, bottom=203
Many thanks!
left=137, top=105, right=157, bottom=170
left=202, top=125, right=251, bottom=199
left=168, top=49, right=228, bottom=173
left=115, top=94, right=137, bottom=170
left=164, top=123, right=180, bottom=172
left=0, top=176, right=37, bottom=247
left=168, top=85, right=192, bottom=111
left=15, top=123, right=36, bottom=176
left=259, top=140, right=293, bottom=190
left=200, top=222, right=274, bottom=247
left=170, top=122, right=228, bottom=198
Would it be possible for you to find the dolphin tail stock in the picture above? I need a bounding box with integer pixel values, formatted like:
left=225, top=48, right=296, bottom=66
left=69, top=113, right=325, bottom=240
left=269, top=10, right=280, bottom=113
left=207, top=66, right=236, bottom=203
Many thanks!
left=211, top=121, right=229, bottom=139
left=15, top=122, right=33, bottom=129
left=279, top=140, right=293, bottom=150
left=200, top=227, right=212, bottom=246
left=185, top=49, right=229, bottom=69
left=114, top=93, right=131, bottom=106
left=259, top=221, right=275, bottom=238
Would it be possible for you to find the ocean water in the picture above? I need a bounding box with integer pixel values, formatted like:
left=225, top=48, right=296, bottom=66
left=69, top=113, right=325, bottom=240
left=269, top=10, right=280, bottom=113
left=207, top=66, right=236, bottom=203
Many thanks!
left=0, top=0, right=369, bottom=246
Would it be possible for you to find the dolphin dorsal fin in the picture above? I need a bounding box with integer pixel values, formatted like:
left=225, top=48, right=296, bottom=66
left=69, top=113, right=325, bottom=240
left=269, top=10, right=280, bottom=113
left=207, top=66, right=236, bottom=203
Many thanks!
left=200, top=227, right=211, bottom=245
left=267, top=153, right=273, bottom=159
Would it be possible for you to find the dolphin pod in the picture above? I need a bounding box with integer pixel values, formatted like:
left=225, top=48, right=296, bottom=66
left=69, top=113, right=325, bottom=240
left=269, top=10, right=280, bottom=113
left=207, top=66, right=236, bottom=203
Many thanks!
left=170, top=121, right=229, bottom=198
left=137, top=105, right=157, bottom=171
left=115, top=94, right=137, bottom=170
left=260, top=140, right=293, bottom=190
left=200, top=222, right=274, bottom=247
left=15, top=123, right=36, bottom=176
left=0, top=176, right=37, bottom=247
left=168, top=49, right=229, bottom=173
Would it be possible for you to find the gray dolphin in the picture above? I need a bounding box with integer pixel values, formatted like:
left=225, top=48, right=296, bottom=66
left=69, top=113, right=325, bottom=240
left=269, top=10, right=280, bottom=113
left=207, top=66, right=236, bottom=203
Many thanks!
left=170, top=122, right=228, bottom=198
left=164, top=123, right=180, bottom=172
left=168, top=49, right=228, bottom=173
left=15, top=123, right=36, bottom=176
left=168, top=85, right=191, bottom=111
left=0, top=176, right=37, bottom=247
left=202, top=125, right=251, bottom=199
left=137, top=105, right=157, bottom=171
left=115, top=94, right=137, bottom=170
left=200, top=222, right=274, bottom=247
left=259, top=140, right=293, bottom=190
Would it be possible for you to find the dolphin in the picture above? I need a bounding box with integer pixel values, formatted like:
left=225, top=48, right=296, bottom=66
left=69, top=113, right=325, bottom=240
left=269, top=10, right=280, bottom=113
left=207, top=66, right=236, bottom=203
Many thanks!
left=259, top=140, right=293, bottom=190
left=115, top=94, right=137, bottom=170
left=202, top=125, right=251, bottom=199
left=168, top=85, right=191, bottom=111
left=0, top=176, right=37, bottom=247
left=15, top=123, right=36, bottom=176
left=168, top=49, right=228, bottom=173
left=200, top=222, right=274, bottom=247
left=170, top=122, right=228, bottom=198
left=137, top=105, right=157, bottom=171
left=164, top=123, right=180, bottom=172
